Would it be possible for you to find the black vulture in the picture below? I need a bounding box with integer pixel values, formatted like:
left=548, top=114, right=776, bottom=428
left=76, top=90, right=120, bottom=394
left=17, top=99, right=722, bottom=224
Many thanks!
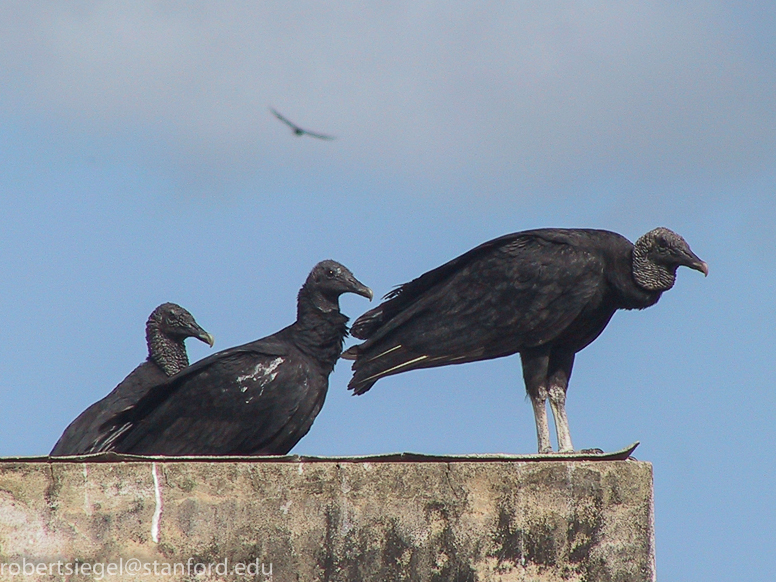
left=50, top=303, right=214, bottom=456
left=343, top=228, right=707, bottom=453
left=270, top=107, right=336, bottom=140
left=94, top=260, right=372, bottom=456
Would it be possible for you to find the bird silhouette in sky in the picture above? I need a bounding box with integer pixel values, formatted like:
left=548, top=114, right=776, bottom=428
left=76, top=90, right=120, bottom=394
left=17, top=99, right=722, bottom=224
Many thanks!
left=270, top=108, right=336, bottom=140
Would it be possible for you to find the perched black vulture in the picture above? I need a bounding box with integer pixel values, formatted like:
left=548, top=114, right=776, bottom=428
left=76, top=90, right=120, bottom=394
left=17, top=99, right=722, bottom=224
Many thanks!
left=50, top=303, right=214, bottom=456
left=95, top=261, right=372, bottom=456
left=270, top=107, right=336, bottom=140
left=344, top=228, right=707, bottom=453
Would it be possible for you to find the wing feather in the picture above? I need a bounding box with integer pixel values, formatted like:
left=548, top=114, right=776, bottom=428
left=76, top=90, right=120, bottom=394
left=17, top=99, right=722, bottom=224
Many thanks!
left=348, top=231, right=608, bottom=390
left=95, top=339, right=292, bottom=454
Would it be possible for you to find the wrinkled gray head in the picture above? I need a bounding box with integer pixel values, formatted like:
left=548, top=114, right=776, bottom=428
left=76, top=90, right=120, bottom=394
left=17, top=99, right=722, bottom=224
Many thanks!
left=146, top=303, right=214, bottom=376
left=302, top=260, right=373, bottom=313
left=632, top=228, right=708, bottom=291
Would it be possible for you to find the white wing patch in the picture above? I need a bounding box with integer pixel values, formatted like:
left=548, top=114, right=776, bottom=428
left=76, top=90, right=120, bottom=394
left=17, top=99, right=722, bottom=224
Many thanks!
left=235, top=357, right=284, bottom=395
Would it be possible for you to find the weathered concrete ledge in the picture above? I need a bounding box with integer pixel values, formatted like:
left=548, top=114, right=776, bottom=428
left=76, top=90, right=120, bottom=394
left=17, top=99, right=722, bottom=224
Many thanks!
left=0, top=455, right=654, bottom=581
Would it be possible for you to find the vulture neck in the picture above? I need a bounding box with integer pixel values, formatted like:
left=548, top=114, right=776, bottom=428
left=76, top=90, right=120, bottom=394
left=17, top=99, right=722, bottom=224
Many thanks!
left=146, top=324, right=189, bottom=377
left=632, top=239, right=677, bottom=292
left=294, top=286, right=349, bottom=372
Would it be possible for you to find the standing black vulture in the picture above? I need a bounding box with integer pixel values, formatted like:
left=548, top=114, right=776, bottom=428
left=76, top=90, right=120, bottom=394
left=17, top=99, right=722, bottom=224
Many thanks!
left=95, top=260, right=372, bottom=456
left=50, top=303, right=214, bottom=456
left=344, top=228, right=707, bottom=453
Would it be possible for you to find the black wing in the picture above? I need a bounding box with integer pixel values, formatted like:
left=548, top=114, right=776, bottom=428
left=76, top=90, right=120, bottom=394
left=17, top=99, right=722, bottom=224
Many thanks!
left=270, top=107, right=336, bottom=140
left=270, top=107, right=302, bottom=131
left=300, top=129, right=336, bottom=141
left=350, top=232, right=524, bottom=339
left=96, top=337, right=327, bottom=455
left=347, top=230, right=607, bottom=393
left=50, top=361, right=167, bottom=455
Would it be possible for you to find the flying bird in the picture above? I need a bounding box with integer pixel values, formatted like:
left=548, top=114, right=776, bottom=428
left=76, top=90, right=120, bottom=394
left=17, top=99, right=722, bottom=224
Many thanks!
left=270, top=108, right=336, bottom=140
left=94, top=261, right=372, bottom=456
left=50, top=303, right=214, bottom=456
left=343, top=228, right=707, bottom=453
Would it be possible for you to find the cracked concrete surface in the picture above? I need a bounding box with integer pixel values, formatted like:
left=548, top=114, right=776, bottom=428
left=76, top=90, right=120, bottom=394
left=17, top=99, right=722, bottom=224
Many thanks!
left=0, top=459, right=654, bottom=581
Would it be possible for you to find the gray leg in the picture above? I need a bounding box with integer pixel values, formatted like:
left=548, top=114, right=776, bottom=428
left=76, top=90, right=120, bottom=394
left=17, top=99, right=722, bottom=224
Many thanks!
left=531, top=387, right=553, bottom=454
left=521, top=351, right=553, bottom=454
left=548, top=386, right=573, bottom=453
left=548, top=352, right=575, bottom=453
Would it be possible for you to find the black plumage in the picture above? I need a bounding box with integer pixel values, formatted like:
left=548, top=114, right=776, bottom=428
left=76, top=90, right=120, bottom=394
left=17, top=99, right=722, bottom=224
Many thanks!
left=50, top=303, right=214, bottom=456
left=95, top=261, right=372, bottom=456
left=270, top=107, right=336, bottom=140
left=344, top=228, right=707, bottom=453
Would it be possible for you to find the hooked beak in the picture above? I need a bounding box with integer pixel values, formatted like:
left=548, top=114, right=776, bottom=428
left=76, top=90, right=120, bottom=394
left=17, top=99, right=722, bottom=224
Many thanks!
left=682, top=254, right=708, bottom=277
left=348, top=276, right=374, bottom=301
left=192, top=325, right=215, bottom=347
left=684, top=251, right=708, bottom=277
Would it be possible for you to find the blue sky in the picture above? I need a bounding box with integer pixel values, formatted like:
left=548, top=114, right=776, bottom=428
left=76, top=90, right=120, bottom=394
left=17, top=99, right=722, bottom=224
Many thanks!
left=1, top=3, right=774, bottom=580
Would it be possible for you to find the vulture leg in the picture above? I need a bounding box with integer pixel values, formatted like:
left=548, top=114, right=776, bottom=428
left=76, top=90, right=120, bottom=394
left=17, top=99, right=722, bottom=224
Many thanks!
left=548, top=352, right=575, bottom=453
left=521, top=351, right=553, bottom=454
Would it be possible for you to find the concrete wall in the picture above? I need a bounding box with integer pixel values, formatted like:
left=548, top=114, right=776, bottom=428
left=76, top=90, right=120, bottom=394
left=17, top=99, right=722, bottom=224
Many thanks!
left=0, top=458, right=653, bottom=581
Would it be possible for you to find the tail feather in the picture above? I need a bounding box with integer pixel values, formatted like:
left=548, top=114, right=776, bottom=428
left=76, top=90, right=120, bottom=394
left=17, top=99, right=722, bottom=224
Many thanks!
left=350, top=307, right=386, bottom=340
left=348, top=343, right=442, bottom=395
left=341, top=345, right=359, bottom=360
left=348, top=376, right=378, bottom=396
